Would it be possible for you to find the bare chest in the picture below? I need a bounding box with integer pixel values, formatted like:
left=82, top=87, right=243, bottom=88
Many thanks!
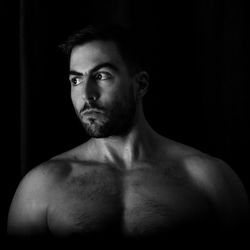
left=47, top=166, right=214, bottom=237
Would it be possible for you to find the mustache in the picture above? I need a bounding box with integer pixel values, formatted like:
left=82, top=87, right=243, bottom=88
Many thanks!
left=80, top=102, right=105, bottom=114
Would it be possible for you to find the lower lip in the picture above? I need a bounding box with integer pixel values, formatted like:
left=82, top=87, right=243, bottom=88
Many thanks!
left=82, top=111, right=103, bottom=116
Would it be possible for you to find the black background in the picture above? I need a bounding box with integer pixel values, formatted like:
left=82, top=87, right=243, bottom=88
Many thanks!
left=1, top=0, right=249, bottom=238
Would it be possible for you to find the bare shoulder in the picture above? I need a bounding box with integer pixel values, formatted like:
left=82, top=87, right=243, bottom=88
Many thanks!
left=51, top=140, right=93, bottom=161
left=7, top=159, right=72, bottom=236
left=9, top=162, right=57, bottom=209
left=164, top=139, right=249, bottom=229
left=181, top=149, right=249, bottom=229
left=183, top=152, right=248, bottom=206
left=166, top=139, right=247, bottom=199
left=18, top=158, right=72, bottom=190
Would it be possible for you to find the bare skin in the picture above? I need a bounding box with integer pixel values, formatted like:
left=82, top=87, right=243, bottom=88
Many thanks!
left=8, top=40, right=249, bottom=242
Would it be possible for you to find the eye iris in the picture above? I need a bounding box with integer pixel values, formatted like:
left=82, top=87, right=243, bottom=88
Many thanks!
left=97, top=74, right=103, bottom=80
left=72, top=78, right=80, bottom=85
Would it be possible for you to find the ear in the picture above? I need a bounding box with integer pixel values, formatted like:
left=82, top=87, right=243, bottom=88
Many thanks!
left=134, top=71, right=149, bottom=99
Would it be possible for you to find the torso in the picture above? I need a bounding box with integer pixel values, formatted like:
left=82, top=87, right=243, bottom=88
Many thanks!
left=46, top=156, right=217, bottom=239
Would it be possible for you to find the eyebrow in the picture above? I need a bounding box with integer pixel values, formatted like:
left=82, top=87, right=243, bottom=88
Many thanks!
left=69, top=62, right=119, bottom=76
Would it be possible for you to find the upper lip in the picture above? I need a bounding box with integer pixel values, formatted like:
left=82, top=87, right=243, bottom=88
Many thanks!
left=82, top=109, right=103, bottom=115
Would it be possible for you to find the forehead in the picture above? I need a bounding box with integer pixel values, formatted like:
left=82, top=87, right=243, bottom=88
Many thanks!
left=70, top=40, right=125, bottom=71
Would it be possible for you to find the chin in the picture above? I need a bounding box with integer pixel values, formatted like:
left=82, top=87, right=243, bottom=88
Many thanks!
left=81, top=111, right=135, bottom=138
left=83, top=123, right=111, bottom=138
left=84, top=123, right=131, bottom=138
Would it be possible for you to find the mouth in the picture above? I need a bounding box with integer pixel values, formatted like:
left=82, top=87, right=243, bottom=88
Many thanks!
left=81, top=109, right=104, bottom=116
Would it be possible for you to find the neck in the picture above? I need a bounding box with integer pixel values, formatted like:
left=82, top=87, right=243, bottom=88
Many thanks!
left=89, top=104, right=161, bottom=168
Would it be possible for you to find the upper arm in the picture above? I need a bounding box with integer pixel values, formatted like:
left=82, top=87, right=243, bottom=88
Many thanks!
left=8, top=166, right=51, bottom=237
left=186, top=155, right=250, bottom=231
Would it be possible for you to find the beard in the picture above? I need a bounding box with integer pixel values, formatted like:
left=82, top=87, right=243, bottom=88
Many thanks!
left=76, top=90, right=137, bottom=138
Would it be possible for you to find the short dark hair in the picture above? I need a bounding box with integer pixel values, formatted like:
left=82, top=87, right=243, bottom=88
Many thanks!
left=59, top=24, right=144, bottom=75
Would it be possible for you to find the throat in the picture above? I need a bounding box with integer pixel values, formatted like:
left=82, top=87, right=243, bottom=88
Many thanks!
left=91, top=127, right=161, bottom=168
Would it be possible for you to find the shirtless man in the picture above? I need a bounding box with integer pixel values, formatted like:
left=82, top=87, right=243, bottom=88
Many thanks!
left=8, top=25, right=249, bottom=244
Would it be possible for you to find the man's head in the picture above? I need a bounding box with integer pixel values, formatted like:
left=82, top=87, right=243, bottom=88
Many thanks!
left=60, top=25, right=149, bottom=138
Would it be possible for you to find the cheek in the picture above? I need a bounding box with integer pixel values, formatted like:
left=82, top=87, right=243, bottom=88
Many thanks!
left=105, top=88, right=134, bottom=109
left=71, top=89, right=82, bottom=110
left=100, top=86, right=118, bottom=104
left=109, top=80, right=132, bottom=98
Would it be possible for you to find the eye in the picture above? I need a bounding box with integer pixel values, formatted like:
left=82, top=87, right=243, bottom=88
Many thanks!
left=94, top=72, right=112, bottom=81
left=70, top=77, right=82, bottom=86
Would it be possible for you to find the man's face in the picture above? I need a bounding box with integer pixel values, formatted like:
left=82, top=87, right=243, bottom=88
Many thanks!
left=69, top=40, right=137, bottom=138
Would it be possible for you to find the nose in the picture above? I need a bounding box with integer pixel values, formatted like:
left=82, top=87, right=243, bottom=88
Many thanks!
left=81, top=77, right=99, bottom=102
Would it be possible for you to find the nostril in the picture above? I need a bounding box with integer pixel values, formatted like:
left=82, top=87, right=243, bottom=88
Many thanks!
left=88, top=96, right=97, bottom=102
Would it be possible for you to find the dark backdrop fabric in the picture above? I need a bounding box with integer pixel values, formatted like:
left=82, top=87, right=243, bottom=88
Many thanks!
left=2, top=0, right=249, bottom=238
